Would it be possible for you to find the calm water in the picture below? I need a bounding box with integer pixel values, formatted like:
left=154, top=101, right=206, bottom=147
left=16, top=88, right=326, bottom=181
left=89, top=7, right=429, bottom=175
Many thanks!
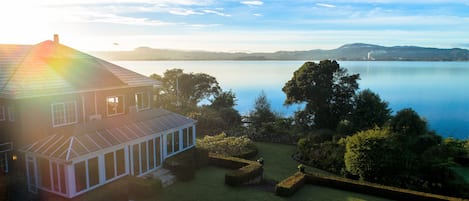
left=114, top=60, right=469, bottom=139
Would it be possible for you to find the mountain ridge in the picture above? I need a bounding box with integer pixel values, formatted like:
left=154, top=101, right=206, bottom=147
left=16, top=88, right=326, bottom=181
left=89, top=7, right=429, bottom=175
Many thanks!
left=90, top=43, right=469, bottom=61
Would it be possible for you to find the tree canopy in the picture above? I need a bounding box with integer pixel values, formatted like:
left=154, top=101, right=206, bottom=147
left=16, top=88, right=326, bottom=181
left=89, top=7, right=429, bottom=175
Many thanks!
left=151, top=69, right=221, bottom=108
left=349, top=89, right=391, bottom=133
left=283, top=60, right=360, bottom=129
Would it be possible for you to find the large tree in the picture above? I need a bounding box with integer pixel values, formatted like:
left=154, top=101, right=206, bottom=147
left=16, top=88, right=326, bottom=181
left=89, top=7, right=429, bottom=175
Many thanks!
left=349, top=89, right=391, bottom=133
left=283, top=60, right=360, bottom=129
left=152, top=69, right=221, bottom=109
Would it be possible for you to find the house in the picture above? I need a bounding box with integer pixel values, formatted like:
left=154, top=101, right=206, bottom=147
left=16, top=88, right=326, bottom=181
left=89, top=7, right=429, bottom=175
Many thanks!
left=0, top=35, right=196, bottom=198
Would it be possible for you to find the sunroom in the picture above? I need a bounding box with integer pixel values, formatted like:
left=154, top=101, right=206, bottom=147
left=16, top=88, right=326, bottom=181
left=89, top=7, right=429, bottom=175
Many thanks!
left=20, top=109, right=196, bottom=198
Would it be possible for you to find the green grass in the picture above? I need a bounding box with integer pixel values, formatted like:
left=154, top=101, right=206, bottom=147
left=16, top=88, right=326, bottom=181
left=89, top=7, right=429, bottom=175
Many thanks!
left=152, top=142, right=392, bottom=201
left=452, top=167, right=469, bottom=183
left=255, top=142, right=331, bottom=181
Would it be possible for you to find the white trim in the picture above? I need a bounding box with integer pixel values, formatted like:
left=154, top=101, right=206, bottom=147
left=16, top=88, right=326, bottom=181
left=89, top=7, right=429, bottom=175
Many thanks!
left=51, top=101, right=78, bottom=128
left=106, top=95, right=125, bottom=117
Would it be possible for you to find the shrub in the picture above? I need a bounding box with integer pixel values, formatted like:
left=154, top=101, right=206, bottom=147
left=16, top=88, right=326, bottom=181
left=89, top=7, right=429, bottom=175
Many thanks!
left=225, top=163, right=263, bottom=186
left=275, top=172, right=306, bottom=197
left=197, top=133, right=257, bottom=158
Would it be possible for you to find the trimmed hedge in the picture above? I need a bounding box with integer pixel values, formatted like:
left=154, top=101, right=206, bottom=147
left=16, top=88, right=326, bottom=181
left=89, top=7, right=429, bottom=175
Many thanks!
left=225, top=163, right=263, bottom=186
left=208, top=153, right=255, bottom=169
left=209, top=153, right=264, bottom=186
left=127, top=176, right=162, bottom=200
left=275, top=172, right=306, bottom=197
left=305, top=172, right=465, bottom=201
left=163, top=148, right=210, bottom=181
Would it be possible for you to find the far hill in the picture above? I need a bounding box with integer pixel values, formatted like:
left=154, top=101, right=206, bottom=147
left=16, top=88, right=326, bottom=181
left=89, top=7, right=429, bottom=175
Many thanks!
left=90, top=43, right=469, bottom=61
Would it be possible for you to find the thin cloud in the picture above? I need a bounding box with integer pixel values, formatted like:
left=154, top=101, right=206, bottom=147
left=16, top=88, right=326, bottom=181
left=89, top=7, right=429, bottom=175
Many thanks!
left=316, top=3, right=336, bottom=8
left=253, top=13, right=263, bottom=17
left=240, top=1, right=264, bottom=6
left=169, top=8, right=203, bottom=16
left=203, top=9, right=231, bottom=17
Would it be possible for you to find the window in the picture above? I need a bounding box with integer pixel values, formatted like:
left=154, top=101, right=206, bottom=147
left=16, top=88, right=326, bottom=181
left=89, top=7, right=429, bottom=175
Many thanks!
left=51, top=102, right=77, bottom=127
left=107, top=96, right=125, bottom=116
left=135, top=92, right=150, bottom=111
left=0, top=106, right=5, bottom=121
left=174, top=131, right=180, bottom=152
left=116, top=149, right=125, bottom=176
left=38, top=157, right=51, bottom=190
left=88, top=157, right=99, bottom=187
left=188, top=126, right=194, bottom=146
left=105, top=152, right=115, bottom=180
left=166, top=133, right=173, bottom=155
left=74, top=161, right=86, bottom=192
left=183, top=128, right=188, bottom=148
left=7, top=106, right=14, bottom=122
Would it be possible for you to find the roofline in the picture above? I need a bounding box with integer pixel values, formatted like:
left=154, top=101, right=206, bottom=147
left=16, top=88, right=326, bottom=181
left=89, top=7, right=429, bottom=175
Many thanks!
left=0, top=83, right=160, bottom=100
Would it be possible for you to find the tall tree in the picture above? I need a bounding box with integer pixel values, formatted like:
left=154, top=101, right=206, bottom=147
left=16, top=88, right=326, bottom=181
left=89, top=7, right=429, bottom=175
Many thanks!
left=283, top=60, right=360, bottom=129
left=249, top=91, right=276, bottom=128
left=153, top=69, right=221, bottom=108
left=349, top=89, right=391, bottom=133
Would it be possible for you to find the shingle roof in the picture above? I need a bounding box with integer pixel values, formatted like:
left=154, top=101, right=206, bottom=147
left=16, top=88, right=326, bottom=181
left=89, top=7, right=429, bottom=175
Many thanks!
left=0, top=40, right=159, bottom=99
left=20, top=108, right=195, bottom=161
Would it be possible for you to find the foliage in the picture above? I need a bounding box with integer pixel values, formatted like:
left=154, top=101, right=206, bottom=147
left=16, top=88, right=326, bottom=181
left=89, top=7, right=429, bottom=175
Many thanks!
left=348, top=89, right=391, bottom=133
left=249, top=91, right=277, bottom=128
left=390, top=108, right=428, bottom=137
left=151, top=68, right=221, bottom=109
left=196, top=133, right=256, bottom=157
left=283, top=60, right=360, bottom=129
left=210, top=90, right=237, bottom=109
left=344, top=128, right=400, bottom=181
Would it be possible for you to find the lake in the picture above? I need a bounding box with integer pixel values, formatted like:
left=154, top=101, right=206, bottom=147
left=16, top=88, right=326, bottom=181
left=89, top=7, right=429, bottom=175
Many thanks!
left=113, top=60, right=469, bottom=139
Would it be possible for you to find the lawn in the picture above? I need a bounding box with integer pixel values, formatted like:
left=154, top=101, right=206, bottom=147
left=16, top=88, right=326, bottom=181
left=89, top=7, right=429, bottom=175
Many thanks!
left=152, top=142, right=392, bottom=201
left=452, top=166, right=469, bottom=183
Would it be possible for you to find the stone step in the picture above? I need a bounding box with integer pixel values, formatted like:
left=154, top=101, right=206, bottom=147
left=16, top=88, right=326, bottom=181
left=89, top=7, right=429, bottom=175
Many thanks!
left=149, top=168, right=177, bottom=188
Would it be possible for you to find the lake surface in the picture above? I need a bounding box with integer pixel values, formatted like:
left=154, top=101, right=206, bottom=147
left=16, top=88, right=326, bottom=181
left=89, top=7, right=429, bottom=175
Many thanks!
left=114, top=60, right=469, bottom=139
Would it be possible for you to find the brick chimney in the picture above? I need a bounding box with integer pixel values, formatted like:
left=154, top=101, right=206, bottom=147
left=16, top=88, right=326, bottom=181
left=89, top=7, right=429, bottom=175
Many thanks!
left=53, top=34, right=59, bottom=44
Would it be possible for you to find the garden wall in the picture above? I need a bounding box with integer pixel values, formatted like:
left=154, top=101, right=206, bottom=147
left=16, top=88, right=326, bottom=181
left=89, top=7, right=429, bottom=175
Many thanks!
left=275, top=170, right=465, bottom=201
left=208, top=153, right=263, bottom=186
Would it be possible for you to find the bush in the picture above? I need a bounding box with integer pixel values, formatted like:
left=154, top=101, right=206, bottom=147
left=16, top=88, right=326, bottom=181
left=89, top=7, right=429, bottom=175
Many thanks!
left=163, top=148, right=199, bottom=181
left=275, top=172, right=306, bottom=197
left=225, top=164, right=263, bottom=186
left=197, top=133, right=257, bottom=158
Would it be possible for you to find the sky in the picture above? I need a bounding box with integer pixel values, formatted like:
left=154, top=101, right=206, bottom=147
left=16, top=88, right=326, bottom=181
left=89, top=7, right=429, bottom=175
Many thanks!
left=1, top=0, right=469, bottom=52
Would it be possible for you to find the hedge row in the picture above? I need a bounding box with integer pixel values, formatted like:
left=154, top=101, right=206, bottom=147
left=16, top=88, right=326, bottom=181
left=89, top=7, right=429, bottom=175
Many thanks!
left=209, top=153, right=264, bottom=186
left=275, top=172, right=306, bottom=197
left=163, top=148, right=210, bottom=181
left=305, top=172, right=465, bottom=201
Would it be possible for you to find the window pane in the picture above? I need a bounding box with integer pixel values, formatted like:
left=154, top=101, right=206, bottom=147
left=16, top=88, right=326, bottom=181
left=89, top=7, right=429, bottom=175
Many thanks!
left=116, top=149, right=125, bottom=176
left=183, top=128, right=188, bottom=148
left=189, top=127, right=194, bottom=146
left=156, top=137, right=161, bottom=166
left=53, top=104, right=65, bottom=125
left=132, top=144, right=140, bottom=175
left=0, top=106, right=5, bottom=121
left=174, top=131, right=180, bottom=152
left=38, top=157, right=51, bottom=190
left=141, top=142, right=147, bottom=173
left=166, top=133, right=173, bottom=154
left=59, top=164, right=67, bottom=194
left=88, top=157, right=99, bottom=187
left=149, top=139, right=155, bottom=170
left=74, top=161, right=86, bottom=192
left=105, top=152, right=115, bottom=180
left=107, top=96, right=124, bottom=115
left=52, top=162, right=59, bottom=192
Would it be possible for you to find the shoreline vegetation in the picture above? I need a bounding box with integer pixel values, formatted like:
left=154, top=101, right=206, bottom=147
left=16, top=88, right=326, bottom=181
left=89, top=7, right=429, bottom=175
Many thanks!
left=149, top=59, right=469, bottom=199
left=91, top=43, right=469, bottom=61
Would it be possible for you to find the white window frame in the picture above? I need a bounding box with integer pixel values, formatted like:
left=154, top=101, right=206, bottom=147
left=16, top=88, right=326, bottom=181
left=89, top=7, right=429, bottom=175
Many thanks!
left=0, top=106, right=5, bottom=121
left=51, top=101, right=78, bottom=127
left=135, top=92, right=150, bottom=111
left=7, top=106, right=14, bottom=122
left=106, top=95, right=125, bottom=117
